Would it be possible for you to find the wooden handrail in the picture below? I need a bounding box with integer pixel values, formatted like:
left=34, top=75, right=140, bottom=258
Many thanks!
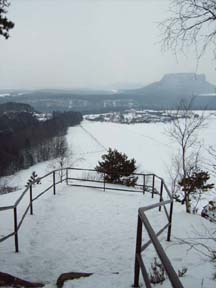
left=136, top=211, right=183, bottom=288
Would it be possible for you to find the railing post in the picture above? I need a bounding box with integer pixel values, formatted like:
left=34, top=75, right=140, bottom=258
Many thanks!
left=134, top=215, right=142, bottom=288
left=159, top=180, right=163, bottom=212
left=167, top=201, right=174, bottom=241
left=53, top=171, right=56, bottom=195
left=103, top=173, right=106, bottom=191
left=143, top=175, right=145, bottom=194
left=30, top=185, right=33, bottom=215
left=13, top=207, right=19, bottom=253
left=152, top=175, right=155, bottom=198
left=66, top=168, right=68, bottom=185
left=60, top=169, right=63, bottom=183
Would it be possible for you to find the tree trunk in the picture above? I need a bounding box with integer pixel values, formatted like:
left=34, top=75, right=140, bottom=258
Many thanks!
left=182, top=146, right=191, bottom=213
left=185, top=193, right=191, bottom=213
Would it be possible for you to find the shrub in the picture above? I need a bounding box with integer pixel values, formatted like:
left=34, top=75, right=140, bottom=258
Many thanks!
left=178, top=169, right=214, bottom=212
left=149, top=257, right=165, bottom=284
left=95, top=148, right=138, bottom=186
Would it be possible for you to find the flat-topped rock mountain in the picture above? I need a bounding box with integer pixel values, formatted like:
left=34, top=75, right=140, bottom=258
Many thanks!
left=125, top=73, right=215, bottom=97
left=157, top=73, right=215, bottom=95
left=0, top=73, right=215, bottom=111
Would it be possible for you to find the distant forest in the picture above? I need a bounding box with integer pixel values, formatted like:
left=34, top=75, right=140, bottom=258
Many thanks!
left=0, top=104, right=82, bottom=176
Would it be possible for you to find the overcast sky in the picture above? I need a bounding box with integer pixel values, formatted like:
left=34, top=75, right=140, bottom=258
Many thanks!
left=0, top=0, right=215, bottom=89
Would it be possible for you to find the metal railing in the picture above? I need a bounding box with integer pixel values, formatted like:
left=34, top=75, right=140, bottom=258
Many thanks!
left=0, top=167, right=183, bottom=287
left=0, top=169, right=63, bottom=252
left=66, top=167, right=158, bottom=195
left=133, top=175, right=184, bottom=288
left=0, top=168, right=159, bottom=252
left=0, top=167, right=156, bottom=252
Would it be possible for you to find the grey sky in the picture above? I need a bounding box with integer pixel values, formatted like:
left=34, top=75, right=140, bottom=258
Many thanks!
left=0, top=0, right=215, bottom=89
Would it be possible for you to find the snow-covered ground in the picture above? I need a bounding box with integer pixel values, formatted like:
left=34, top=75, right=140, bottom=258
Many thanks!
left=0, top=114, right=216, bottom=287
left=0, top=93, right=10, bottom=97
left=68, top=114, right=216, bottom=183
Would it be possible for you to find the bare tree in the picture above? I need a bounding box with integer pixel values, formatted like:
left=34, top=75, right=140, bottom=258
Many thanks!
left=167, top=154, right=182, bottom=196
left=160, top=0, right=216, bottom=58
left=167, top=99, right=206, bottom=213
left=175, top=224, right=216, bottom=279
left=0, top=0, right=14, bottom=39
left=49, top=136, right=85, bottom=182
left=52, top=136, right=68, bottom=182
left=0, top=177, right=17, bottom=194
left=208, top=146, right=216, bottom=174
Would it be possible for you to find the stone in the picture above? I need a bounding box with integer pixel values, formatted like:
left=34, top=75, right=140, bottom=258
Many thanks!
left=0, top=271, right=44, bottom=287
left=56, top=272, right=93, bottom=288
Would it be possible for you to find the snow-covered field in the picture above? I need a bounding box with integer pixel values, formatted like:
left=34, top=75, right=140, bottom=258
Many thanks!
left=68, top=114, right=216, bottom=181
left=0, top=114, right=216, bottom=287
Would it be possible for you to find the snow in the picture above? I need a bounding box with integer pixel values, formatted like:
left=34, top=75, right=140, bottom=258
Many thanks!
left=68, top=115, right=216, bottom=179
left=199, top=93, right=216, bottom=96
left=0, top=114, right=216, bottom=287
left=0, top=93, right=10, bottom=97
left=0, top=183, right=148, bottom=285
left=67, top=120, right=172, bottom=176
left=84, top=110, right=184, bottom=124
left=0, top=181, right=215, bottom=287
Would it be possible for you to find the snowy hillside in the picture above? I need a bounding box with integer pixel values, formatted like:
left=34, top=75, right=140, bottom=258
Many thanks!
left=0, top=114, right=216, bottom=287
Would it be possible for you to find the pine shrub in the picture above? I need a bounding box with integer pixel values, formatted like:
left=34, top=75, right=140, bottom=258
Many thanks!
left=95, top=148, right=138, bottom=186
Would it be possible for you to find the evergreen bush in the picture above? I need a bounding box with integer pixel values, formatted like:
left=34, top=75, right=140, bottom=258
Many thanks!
left=95, top=148, right=138, bottom=186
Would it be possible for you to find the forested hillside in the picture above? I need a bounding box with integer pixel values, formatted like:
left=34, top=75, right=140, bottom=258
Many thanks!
left=0, top=104, right=82, bottom=176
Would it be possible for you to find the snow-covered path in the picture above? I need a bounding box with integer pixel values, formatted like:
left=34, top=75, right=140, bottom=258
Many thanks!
left=0, top=181, right=215, bottom=288
left=0, top=183, right=148, bottom=287
left=1, top=116, right=216, bottom=287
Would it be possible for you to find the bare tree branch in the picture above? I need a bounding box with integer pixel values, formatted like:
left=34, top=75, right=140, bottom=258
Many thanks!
left=160, top=0, right=216, bottom=58
left=167, top=98, right=207, bottom=213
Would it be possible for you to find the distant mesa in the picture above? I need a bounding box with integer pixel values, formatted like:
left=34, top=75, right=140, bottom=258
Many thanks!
left=162, top=73, right=206, bottom=83
left=128, top=73, right=215, bottom=96
left=160, top=73, right=215, bottom=94
left=0, top=73, right=215, bottom=112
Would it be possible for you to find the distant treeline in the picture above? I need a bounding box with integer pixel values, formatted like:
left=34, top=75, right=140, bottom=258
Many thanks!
left=0, top=110, right=82, bottom=176
left=0, top=102, right=34, bottom=115
left=1, top=89, right=216, bottom=114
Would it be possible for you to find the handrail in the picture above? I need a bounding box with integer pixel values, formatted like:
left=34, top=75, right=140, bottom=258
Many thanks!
left=133, top=174, right=183, bottom=287
left=0, top=167, right=182, bottom=287
left=0, top=168, right=158, bottom=252
left=0, top=205, right=14, bottom=211
left=135, top=212, right=183, bottom=288
left=140, top=223, right=170, bottom=252
left=14, top=186, right=29, bottom=207
left=139, top=199, right=172, bottom=212
left=0, top=171, right=56, bottom=252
